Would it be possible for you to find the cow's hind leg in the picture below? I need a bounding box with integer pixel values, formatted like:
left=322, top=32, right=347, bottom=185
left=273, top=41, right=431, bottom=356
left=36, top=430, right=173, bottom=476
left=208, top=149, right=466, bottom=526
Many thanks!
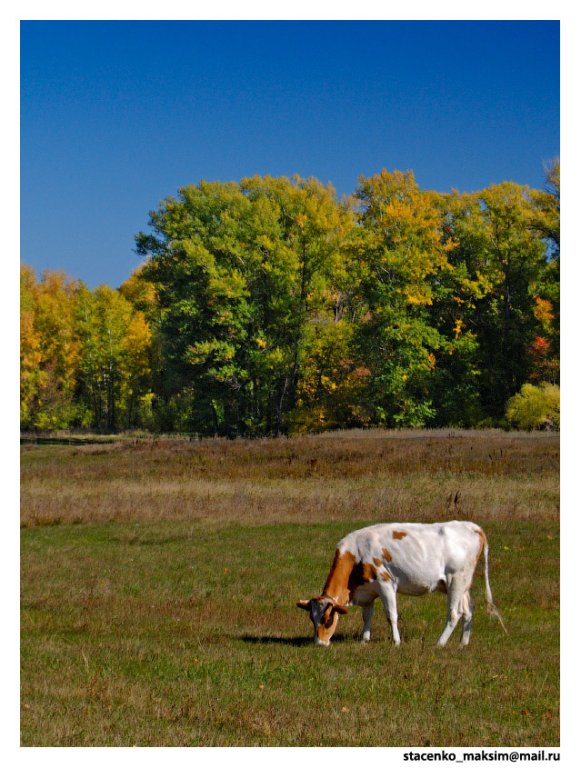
left=378, top=583, right=401, bottom=645
left=361, top=602, right=375, bottom=643
left=437, top=576, right=465, bottom=647
left=460, top=591, right=475, bottom=646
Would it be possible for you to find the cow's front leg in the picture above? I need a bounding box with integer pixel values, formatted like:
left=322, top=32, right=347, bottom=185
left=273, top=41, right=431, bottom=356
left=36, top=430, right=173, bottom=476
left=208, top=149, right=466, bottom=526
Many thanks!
left=378, top=583, right=400, bottom=645
left=361, top=602, right=375, bottom=643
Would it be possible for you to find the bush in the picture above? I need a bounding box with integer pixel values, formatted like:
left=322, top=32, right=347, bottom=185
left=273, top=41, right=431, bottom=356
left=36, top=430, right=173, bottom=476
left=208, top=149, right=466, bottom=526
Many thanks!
left=505, top=383, right=560, bottom=430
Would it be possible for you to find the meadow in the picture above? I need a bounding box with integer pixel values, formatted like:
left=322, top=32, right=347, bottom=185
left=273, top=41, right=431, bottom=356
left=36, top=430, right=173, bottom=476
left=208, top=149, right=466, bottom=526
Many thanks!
left=20, top=429, right=560, bottom=746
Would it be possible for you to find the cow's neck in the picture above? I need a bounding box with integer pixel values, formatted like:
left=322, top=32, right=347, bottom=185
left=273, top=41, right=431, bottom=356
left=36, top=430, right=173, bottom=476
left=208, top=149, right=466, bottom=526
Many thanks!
left=322, top=549, right=357, bottom=606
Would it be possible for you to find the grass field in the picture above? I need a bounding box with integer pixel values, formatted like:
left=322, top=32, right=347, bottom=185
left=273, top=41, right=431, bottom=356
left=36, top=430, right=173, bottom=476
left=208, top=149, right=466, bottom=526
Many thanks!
left=20, top=429, right=560, bottom=746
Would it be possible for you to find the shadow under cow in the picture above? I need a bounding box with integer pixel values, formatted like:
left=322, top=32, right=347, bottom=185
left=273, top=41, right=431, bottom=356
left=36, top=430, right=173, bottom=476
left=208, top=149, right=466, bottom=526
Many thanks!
left=239, top=633, right=354, bottom=647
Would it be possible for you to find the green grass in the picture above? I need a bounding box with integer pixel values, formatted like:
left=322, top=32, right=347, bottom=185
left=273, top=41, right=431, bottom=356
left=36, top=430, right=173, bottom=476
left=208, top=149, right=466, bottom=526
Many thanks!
left=20, top=430, right=559, bottom=746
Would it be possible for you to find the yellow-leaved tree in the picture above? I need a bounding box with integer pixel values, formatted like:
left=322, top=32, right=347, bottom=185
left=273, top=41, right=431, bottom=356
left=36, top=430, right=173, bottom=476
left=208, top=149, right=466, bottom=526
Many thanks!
left=20, top=266, right=83, bottom=429
left=75, top=284, right=152, bottom=432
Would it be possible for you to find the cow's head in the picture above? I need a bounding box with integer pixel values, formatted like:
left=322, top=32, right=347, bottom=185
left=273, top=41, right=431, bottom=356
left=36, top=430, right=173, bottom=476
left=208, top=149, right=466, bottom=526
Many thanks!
left=296, top=596, right=348, bottom=646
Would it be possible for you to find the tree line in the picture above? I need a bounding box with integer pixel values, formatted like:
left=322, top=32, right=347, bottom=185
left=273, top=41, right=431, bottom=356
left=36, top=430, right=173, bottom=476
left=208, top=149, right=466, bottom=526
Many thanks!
left=20, top=164, right=559, bottom=435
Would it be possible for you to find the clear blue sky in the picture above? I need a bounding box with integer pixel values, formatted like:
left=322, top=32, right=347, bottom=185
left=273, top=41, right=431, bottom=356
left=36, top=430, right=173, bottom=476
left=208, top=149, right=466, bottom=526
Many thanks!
left=21, top=20, right=560, bottom=289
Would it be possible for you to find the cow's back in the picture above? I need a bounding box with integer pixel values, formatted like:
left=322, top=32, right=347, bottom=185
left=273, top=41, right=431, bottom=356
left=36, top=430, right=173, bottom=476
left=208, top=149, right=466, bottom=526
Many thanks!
left=339, top=521, right=483, bottom=597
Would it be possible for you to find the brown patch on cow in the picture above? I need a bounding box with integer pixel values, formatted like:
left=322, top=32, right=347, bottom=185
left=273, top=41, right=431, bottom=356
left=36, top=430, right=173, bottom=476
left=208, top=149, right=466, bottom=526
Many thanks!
left=342, top=560, right=379, bottom=601
left=380, top=570, right=391, bottom=581
left=362, top=562, right=377, bottom=581
left=322, top=549, right=356, bottom=606
left=392, top=530, right=408, bottom=540
left=382, top=547, right=392, bottom=562
left=476, top=528, right=487, bottom=558
left=316, top=605, right=340, bottom=643
left=373, top=557, right=382, bottom=567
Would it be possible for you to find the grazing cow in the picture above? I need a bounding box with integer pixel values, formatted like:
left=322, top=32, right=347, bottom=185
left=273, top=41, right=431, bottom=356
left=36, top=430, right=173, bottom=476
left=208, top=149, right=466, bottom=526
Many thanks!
left=296, top=520, right=506, bottom=647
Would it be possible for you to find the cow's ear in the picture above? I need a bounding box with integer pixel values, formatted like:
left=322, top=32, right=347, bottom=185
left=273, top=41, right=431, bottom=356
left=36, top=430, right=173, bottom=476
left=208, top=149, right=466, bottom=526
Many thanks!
left=333, top=604, right=349, bottom=615
left=296, top=599, right=311, bottom=611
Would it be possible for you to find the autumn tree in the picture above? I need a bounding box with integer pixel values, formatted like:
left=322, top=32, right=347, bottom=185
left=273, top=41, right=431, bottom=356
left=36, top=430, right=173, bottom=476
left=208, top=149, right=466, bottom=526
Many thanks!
left=135, top=175, right=354, bottom=435
left=529, top=159, right=560, bottom=383
left=506, top=382, right=560, bottom=430
left=239, top=175, right=355, bottom=434
left=429, top=191, right=495, bottom=425
left=468, top=183, right=549, bottom=417
left=75, top=284, right=152, bottom=431
left=135, top=181, right=253, bottom=433
left=350, top=170, right=452, bottom=426
left=20, top=265, right=42, bottom=426
left=20, top=267, right=83, bottom=429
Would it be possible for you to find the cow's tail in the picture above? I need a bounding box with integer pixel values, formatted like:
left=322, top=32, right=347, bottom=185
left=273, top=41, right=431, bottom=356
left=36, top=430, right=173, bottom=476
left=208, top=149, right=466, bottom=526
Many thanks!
left=481, top=531, right=508, bottom=634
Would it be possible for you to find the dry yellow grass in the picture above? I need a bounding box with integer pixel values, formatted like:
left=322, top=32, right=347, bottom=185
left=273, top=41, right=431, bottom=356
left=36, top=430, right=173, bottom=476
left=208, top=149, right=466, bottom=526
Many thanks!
left=21, top=429, right=559, bottom=528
